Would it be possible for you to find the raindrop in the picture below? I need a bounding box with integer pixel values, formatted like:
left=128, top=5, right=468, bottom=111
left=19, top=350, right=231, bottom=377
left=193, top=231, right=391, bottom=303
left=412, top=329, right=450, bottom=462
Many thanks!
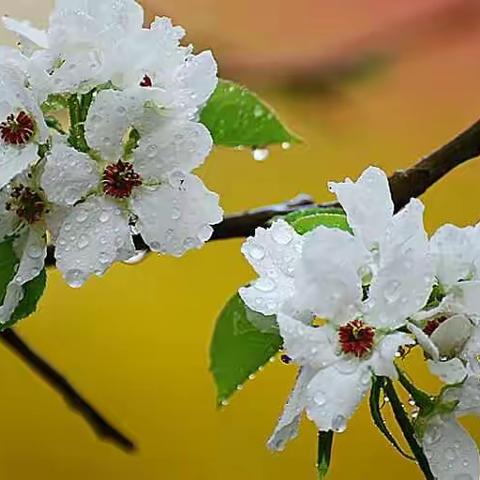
left=99, top=210, right=110, bottom=223
left=272, top=226, right=293, bottom=245
left=253, top=105, right=264, bottom=118
left=171, top=207, right=181, bottom=220
left=77, top=234, right=89, bottom=249
left=28, top=244, right=44, bottom=259
left=252, top=148, right=269, bottom=162
left=249, top=244, right=265, bottom=261
left=255, top=277, right=275, bottom=293
left=281, top=142, right=291, bottom=150
left=76, top=209, right=88, bottom=223
left=332, top=415, right=347, bottom=433
left=65, top=269, right=84, bottom=288
left=313, top=392, right=325, bottom=406
left=123, top=250, right=147, bottom=265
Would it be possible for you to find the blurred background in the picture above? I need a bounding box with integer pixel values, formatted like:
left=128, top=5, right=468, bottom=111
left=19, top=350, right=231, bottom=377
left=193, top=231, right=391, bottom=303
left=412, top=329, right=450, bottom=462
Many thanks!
left=1, top=0, right=480, bottom=478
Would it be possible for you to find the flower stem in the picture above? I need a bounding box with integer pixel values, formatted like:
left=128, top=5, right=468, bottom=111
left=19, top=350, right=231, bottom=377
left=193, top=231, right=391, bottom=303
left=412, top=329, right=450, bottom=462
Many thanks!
left=383, top=378, right=435, bottom=480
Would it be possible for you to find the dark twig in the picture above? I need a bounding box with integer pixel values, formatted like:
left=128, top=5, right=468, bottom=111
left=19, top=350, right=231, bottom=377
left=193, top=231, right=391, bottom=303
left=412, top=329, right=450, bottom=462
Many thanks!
left=0, top=329, right=135, bottom=452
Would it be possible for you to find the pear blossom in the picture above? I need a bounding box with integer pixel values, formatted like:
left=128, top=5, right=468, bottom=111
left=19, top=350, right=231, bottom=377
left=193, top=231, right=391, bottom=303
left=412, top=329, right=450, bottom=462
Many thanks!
left=239, top=166, right=434, bottom=450
left=268, top=201, right=432, bottom=449
left=41, top=90, right=222, bottom=287
left=0, top=64, right=48, bottom=189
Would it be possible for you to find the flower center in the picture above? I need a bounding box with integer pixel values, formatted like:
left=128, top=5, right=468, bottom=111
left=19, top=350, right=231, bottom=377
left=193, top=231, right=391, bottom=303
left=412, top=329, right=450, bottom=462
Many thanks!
left=102, top=160, right=142, bottom=199
left=0, top=111, right=35, bottom=145
left=5, top=184, right=45, bottom=224
left=423, top=315, right=448, bottom=336
left=338, top=319, right=375, bottom=358
left=140, top=74, right=153, bottom=87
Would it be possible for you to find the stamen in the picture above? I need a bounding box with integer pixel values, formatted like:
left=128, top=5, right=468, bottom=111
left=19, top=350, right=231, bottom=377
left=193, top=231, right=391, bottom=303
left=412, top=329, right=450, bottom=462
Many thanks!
left=6, top=184, right=45, bottom=224
left=140, top=74, right=153, bottom=87
left=338, top=319, right=375, bottom=358
left=423, top=316, right=448, bottom=336
left=102, top=160, right=142, bottom=199
left=0, top=111, right=35, bottom=145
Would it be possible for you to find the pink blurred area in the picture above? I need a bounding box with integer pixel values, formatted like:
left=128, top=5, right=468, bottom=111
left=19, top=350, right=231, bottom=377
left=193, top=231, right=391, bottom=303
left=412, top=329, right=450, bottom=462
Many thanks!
left=142, top=0, right=480, bottom=87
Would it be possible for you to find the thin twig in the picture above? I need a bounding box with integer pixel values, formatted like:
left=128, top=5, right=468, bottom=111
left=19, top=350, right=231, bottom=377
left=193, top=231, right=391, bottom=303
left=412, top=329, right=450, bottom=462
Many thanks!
left=0, top=329, right=135, bottom=452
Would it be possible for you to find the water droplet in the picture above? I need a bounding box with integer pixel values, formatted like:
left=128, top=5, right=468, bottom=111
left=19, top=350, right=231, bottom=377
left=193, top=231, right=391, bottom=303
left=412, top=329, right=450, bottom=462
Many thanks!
left=76, top=209, right=88, bottom=223
left=28, top=244, right=44, bottom=259
left=384, top=279, right=401, bottom=303
left=272, top=225, right=293, bottom=245
left=332, top=415, right=347, bottom=433
left=255, top=277, right=275, bottom=292
left=281, top=142, right=291, bottom=150
left=77, top=234, right=89, bottom=249
left=171, top=207, right=181, bottom=220
left=423, top=425, right=441, bottom=445
left=65, top=269, right=84, bottom=288
left=99, top=210, right=110, bottom=223
left=123, top=250, right=147, bottom=265
left=252, top=148, right=269, bottom=162
left=253, top=105, right=264, bottom=118
left=445, top=448, right=457, bottom=461
left=249, top=244, right=265, bottom=261
left=313, top=392, right=325, bottom=406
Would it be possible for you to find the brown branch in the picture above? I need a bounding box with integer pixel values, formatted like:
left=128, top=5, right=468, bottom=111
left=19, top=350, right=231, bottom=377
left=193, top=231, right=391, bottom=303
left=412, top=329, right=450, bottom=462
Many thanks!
left=0, top=329, right=135, bottom=452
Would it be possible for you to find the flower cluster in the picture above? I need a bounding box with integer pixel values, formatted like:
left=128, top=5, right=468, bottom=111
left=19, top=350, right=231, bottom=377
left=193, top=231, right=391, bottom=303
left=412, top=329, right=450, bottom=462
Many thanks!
left=0, top=0, right=222, bottom=321
left=240, top=166, right=480, bottom=479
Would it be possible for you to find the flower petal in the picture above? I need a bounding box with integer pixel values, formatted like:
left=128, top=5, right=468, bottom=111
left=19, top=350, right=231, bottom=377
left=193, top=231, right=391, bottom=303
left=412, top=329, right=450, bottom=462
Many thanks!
left=239, top=220, right=303, bottom=316
left=131, top=172, right=222, bottom=256
left=328, top=166, right=393, bottom=250
left=304, top=362, right=371, bottom=432
left=443, top=377, right=480, bottom=416
left=366, top=199, right=434, bottom=329
left=431, top=314, right=473, bottom=359
left=422, top=414, right=479, bottom=480
left=0, top=226, right=46, bottom=323
left=430, top=224, right=475, bottom=289
left=267, top=366, right=316, bottom=451
left=2, top=16, right=48, bottom=54
left=295, top=226, right=368, bottom=325
left=428, top=359, right=467, bottom=384
left=277, top=311, right=338, bottom=369
left=41, top=143, right=99, bottom=206
left=451, top=281, right=480, bottom=320
left=369, top=332, right=414, bottom=379
left=134, top=120, right=212, bottom=181
left=55, top=197, right=134, bottom=287
left=408, top=322, right=440, bottom=360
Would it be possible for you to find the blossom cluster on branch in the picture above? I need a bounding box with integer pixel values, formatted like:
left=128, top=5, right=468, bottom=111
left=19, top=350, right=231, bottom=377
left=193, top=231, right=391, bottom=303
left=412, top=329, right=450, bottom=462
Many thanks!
left=228, top=167, right=480, bottom=479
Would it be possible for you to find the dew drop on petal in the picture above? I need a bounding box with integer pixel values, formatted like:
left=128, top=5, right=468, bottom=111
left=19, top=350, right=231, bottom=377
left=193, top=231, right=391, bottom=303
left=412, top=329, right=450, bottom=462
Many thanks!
left=332, top=415, right=347, bottom=433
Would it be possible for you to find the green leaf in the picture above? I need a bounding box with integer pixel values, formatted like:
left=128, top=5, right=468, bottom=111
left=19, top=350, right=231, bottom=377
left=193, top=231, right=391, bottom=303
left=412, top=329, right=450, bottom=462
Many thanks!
left=200, top=79, right=301, bottom=147
left=369, top=376, right=414, bottom=460
left=0, top=239, right=18, bottom=304
left=210, top=293, right=282, bottom=405
left=317, top=431, right=334, bottom=479
left=10, top=268, right=47, bottom=324
left=284, top=208, right=352, bottom=235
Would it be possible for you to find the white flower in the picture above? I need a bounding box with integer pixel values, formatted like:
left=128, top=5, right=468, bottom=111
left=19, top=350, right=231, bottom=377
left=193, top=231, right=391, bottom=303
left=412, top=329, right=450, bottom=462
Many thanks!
left=0, top=172, right=65, bottom=323
left=0, top=65, right=49, bottom=189
left=3, top=0, right=144, bottom=95
left=268, top=203, right=431, bottom=448
left=420, top=411, right=479, bottom=480
left=41, top=90, right=222, bottom=287
left=239, top=219, right=304, bottom=316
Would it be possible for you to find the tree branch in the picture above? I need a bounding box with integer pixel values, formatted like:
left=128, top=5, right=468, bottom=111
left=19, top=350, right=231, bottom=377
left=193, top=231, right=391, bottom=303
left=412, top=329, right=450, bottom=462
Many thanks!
left=0, top=329, right=135, bottom=452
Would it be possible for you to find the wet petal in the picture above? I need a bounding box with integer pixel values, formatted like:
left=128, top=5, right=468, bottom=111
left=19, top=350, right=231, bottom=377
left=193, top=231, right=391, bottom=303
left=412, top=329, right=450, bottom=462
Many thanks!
left=277, top=311, right=338, bottom=369
left=239, top=220, right=303, bottom=316
left=55, top=197, right=134, bottom=287
left=131, top=172, right=222, bottom=256
left=431, top=314, right=473, bottom=359
left=422, top=414, right=479, bottom=480
left=295, top=226, right=368, bottom=325
left=328, top=166, right=393, bottom=250
left=428, top=359, right=467, bottom=384
left=0, top=226, right=46, bottom=323
left=366, top=199, right=434, bottom=329
left=369, top=332, right=414, bottom=379
left=134, top=120, right=212, bottom=181
left=430, top=224, right=475, bottom=289
left=408, top=322, right=440, bottom=360
left=304, top=362, right=371, bottom=432
left=2, top=16, right=48, bottom=54
left=41, top=143, right=99, bottom=205
left=267, top=366, right=316, bottom=451
left=443, top=377, right=480, bottom=416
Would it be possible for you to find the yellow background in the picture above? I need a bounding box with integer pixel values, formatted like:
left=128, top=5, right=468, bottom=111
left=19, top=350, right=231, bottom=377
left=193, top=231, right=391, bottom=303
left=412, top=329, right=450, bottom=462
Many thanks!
left=1, top=0, right=480, bottom=478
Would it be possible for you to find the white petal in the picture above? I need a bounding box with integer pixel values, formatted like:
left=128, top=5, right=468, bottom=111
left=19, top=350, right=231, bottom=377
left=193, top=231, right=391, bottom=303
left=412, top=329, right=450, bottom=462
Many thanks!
left=131, top=173, right=222, bottom=256
left=443, top=377, right=480, bottom=416
left=431, top=314, right=473, bottom=359
left=41, top=143, right=99, bottom=206
left=408, top=322, right=440, bottom=360
left=431, top=224, right=475, bottom=289
left=85, top=90, right=140, bottom=161
left=277, top=312, right=338, bottom=369
left=175, top=50, right=218, bottom=109
left=2, top=16, right=48, bottom=54
left=460, top=326, right=480, bottom=376
left=422, top=414, right=479, bottom=480
left=55, top=197, right=135, bottom=287
left=366, top=199, right=434, bottom=329
left=305, top=362, right=371, bottom=432
left=45, top=204, right=70, bottom=242
left=0, top=187, right=19, bottom=239
left=295, top=226, right=368, bottom=325
left=328, top=167, right=393, bottom=250
left=428, top=359, right=467, bottom=384
left=451, top=281, right=480, bottom=319
left=267, top=366, right=315, bottom=451
left=0, top=226, right=46, bottom=323
left=369, top=332, right=414, bottom=379
left=134, top=120, right=212, bottom=181
left=239, top=220, right=302, bottom=316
